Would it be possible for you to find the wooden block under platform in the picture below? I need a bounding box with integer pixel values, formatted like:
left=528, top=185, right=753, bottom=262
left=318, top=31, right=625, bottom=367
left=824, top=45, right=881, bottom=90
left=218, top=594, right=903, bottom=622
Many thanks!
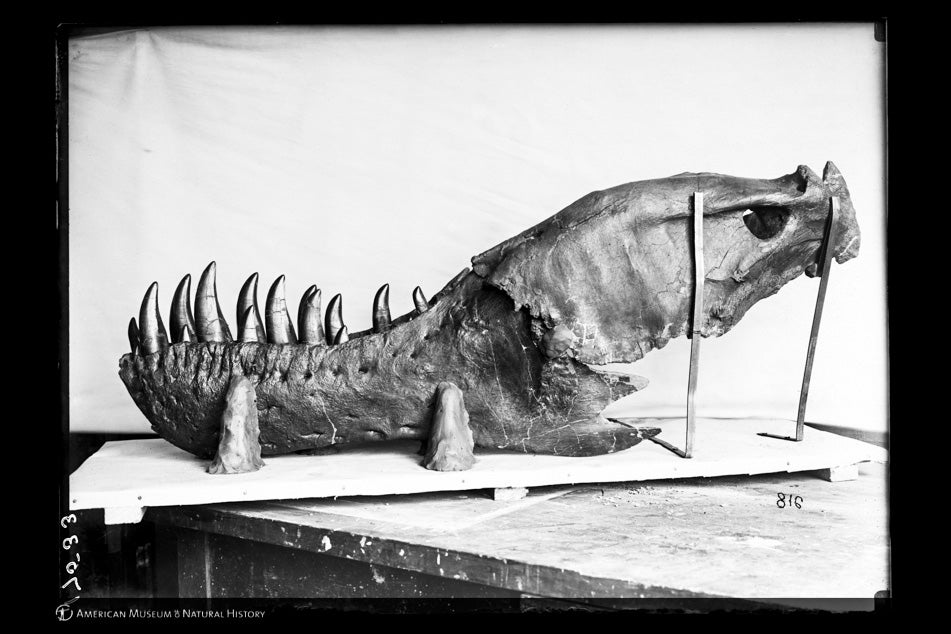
left=70, top=417, right=888, bottom=524
left=820, top=464, right=860, bottom=482
left=492, top=487, right=529, bottom=501
left=103, top=506, right=145, bottom=524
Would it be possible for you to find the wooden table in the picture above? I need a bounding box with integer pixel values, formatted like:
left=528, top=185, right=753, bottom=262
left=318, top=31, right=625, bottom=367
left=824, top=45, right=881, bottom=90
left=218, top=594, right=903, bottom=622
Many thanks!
left=146, top=461, right=888, bottom=609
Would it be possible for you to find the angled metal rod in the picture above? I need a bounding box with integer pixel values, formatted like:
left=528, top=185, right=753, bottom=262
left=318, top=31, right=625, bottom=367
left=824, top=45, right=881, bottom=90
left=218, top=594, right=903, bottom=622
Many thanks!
left=652, top=192, right=704, bottom=459
left=760, top=197, right=840, bottom=442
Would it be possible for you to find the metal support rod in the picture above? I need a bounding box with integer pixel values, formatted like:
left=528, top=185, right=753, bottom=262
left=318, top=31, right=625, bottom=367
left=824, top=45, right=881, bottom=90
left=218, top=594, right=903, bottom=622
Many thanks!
left=651, top=192, right=704, bottom=459
left=685, top=192, right=704, bottom=457
left=760, top=197, right=839, bottom=442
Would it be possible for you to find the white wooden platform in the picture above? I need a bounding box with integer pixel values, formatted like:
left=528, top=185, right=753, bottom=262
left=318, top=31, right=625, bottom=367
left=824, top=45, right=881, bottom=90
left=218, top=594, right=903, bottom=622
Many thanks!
left=70, top=418, right=887, bottom=524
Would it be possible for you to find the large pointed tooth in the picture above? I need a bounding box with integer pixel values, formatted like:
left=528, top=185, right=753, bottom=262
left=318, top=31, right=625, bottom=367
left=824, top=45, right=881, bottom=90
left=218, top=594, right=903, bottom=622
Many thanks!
left=372, top=283, right=391, bottom=333
left=265, top=275, right=298, bottom=344
left=195, top=262, right=234, bottom=342
left=325, top=293, right=344, bottom=345
left=413, top=286, right=429, bottom=314
left=298, top=285, right=315, bottom=333
left=178, top=324, right=195, bottom=343
left=238, top=306, right=262, bottom=342
left=298, top=286, right=325, bottom=345
left=128, top=318, right=139, bottom=355
left=333, top=325, right=349, bottom=345
left=170, top=274, right=197, bottom=344
left=236, top=273, right=266, bottom=342
left=139, top=282, right=169, bottom=355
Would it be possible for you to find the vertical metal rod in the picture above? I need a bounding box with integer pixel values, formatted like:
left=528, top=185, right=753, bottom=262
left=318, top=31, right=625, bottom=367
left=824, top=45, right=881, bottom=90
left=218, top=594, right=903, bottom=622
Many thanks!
left=647, top=192, right=706, bottom=459
left=795, top=197, right=840, bottom=441
left=685, top=192, right=704, bottom=458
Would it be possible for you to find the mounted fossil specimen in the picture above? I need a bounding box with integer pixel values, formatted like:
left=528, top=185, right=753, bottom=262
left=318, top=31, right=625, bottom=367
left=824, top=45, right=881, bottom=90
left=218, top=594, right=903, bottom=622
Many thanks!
left=119, top=162, right=860, bottom=472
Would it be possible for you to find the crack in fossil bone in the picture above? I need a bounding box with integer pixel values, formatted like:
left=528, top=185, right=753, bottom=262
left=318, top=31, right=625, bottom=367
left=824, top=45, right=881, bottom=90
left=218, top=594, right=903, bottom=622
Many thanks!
left=313, top=391, right=337, bottom=445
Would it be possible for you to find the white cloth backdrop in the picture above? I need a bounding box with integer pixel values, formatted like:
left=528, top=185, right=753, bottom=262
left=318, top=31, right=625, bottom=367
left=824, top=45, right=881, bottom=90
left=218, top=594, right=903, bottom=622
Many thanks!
left=68, top=24, right=887, bottom=434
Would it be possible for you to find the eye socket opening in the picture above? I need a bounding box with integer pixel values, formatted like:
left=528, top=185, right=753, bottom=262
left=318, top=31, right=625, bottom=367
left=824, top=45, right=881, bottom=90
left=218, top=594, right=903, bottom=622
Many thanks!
left=742, top=206, right=790, bottom=240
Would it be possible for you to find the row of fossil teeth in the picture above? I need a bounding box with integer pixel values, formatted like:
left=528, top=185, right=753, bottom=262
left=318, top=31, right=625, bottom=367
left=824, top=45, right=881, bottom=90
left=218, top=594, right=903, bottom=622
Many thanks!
left=130, top=261, right=431, bottom=355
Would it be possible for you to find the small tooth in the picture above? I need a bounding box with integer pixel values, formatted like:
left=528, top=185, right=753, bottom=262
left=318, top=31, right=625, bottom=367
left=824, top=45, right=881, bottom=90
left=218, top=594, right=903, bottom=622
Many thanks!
left=298, top=286, right=325, bottom=345
left=333, top=325, right=349, bottom=345
left=195, top=262, right=234, bottom=342
left=170, top=274, right=197, bottom=344
left=298, top=285, right=315, bottom=333
left=139, top=282, right=169, bottom=355
left=823, top=160, right=843, bottom=184
left=373, top=284, right=391, bottom=333
left=413, top=286, right=429, bottom=314
left=179, top=324, right=195, bottom=343
left=236, top=273, right=266, bottom=342
left=325, top=294, right=344, bottom=345
left=238, top=306, right=262, bottom=342
left=128, top=318, right=139, bottom=355
left=265, top=275, right=298, bottom=344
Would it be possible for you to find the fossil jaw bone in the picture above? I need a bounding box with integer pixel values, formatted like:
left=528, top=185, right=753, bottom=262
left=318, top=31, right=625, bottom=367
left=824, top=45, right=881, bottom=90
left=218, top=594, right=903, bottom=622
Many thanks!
left=120, top=164, right=861, bottom=464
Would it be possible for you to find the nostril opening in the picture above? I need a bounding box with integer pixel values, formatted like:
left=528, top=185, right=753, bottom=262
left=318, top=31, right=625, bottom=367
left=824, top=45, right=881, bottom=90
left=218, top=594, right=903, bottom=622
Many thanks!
left=742, top=206, right=789, bottom=240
